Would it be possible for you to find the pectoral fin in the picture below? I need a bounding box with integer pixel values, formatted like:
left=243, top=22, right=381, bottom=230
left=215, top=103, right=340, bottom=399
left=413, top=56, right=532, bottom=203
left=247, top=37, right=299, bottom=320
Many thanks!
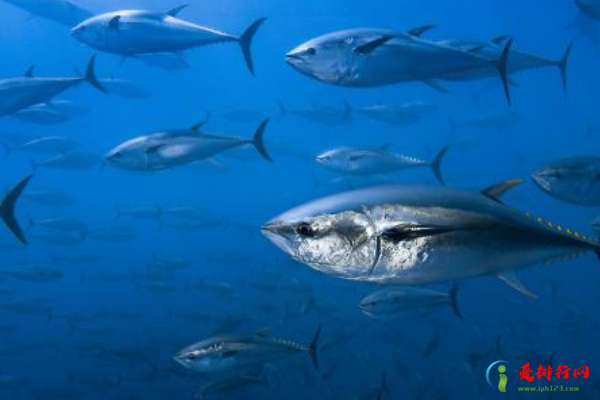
left=497, top=272, right=538, bottom=300
left=380, top=225, right=455, bottom=242
left=422, top=79, right=449, bottom=94
left=354, top=36, right=394, bottom=55
left=481, top=179, right=524, bottom=203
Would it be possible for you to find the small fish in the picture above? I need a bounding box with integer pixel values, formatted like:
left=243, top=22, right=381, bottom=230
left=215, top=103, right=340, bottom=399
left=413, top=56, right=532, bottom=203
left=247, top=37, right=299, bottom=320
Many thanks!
left=532, top=157, right=600, bottom=206
left=353, top=104, right=421, bottom=126
left=278, top=102, right=351, bottom=127
left=86, top=226, right=136, bottom=242
left=27, top=216, right=87, bottom=234
left=32, top=231, right=83, bottom=246
left=116, top=205, right=162, bottom=221
left=359, top=285, right=463, bottom=320
left=162, top=206, right=206, bottom=220
left=12, top=100, right=89, bottom=126
left=100, top=78, right=152, bottom=99
left=0, top=0, right=92, bottom=26
left=316, top=145, right=450, bottom=184
left=174, top=326, right=321, bottom=373
left=22, top=189, right=76, bottom=207
left=31, top=150, right=102, bottom=171
left=0, top=56, right=105, bottom=118
left=71, top=8, right=266, bottom=76
left=12, top=105, right=70, bottom=125
left=1, top=136, right=79, bottom=156
left=106, top=119, right=272, bottom=171
left=0, top=265, right=64, bottom=282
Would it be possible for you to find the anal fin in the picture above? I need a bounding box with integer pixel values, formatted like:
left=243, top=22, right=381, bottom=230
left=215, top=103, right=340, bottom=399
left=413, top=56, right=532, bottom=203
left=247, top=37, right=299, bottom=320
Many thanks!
left=497, top=272, right=538, bottom=300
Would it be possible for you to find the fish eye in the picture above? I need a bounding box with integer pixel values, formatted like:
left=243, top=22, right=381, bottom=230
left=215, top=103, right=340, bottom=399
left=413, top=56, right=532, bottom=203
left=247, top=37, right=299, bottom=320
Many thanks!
left=112, top=152, right=122, bottom=159
left=296, top=222, right=315, bottom=237
left=306, top=47, right=316, bottom=56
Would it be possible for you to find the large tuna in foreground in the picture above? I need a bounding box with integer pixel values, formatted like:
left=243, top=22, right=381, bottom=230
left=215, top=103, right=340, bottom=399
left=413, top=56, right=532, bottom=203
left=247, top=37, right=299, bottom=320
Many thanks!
left=262, top=181, right=598, bottom=298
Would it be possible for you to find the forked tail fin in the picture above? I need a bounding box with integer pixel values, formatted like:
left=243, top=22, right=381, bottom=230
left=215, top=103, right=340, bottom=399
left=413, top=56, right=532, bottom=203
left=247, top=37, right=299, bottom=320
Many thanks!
left=0, top=175, right=33, bottom=244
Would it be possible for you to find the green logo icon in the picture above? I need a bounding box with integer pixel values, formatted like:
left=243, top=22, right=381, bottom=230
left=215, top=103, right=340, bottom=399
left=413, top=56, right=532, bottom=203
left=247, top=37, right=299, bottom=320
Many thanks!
left=498, top=364, right=507, bottom=392
left=487, top=361, right=509, bottom=392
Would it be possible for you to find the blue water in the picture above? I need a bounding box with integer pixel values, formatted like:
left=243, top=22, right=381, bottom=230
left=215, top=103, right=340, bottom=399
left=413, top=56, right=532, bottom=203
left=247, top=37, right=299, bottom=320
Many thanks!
left=0, top=0, right=599, bottom=399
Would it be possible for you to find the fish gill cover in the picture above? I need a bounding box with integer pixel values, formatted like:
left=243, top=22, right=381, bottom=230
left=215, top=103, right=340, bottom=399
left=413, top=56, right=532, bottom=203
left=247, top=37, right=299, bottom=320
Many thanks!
left=0, top=0, right=599, bottom=399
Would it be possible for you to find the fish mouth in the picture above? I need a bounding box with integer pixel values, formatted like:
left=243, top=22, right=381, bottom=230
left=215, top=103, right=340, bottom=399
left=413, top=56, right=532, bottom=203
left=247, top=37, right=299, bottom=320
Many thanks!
left=261, top=222, right=296, bottom=255
left=285, top=52, right=305, bottom=68
left=531, top=173, right=551, bottom=192
left=172, top=355, right=189, bottom=369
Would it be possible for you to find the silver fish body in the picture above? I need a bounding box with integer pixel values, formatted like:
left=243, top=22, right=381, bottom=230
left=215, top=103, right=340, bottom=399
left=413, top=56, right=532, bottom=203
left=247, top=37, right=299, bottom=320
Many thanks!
left=262, top=183, right=598, bottom=287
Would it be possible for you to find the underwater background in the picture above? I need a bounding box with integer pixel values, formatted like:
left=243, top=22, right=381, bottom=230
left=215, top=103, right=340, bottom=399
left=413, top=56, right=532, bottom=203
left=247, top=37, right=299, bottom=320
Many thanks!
left=0, top=0, right=599, bottom=398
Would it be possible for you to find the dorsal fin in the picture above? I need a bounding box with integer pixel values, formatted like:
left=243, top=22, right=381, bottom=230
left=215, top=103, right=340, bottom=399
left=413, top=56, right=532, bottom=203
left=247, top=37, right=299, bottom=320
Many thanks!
left=108, top=15, right=121, bottom=29
left=24, top=65, right=35, bottom=78
left=408, top=24, right=436, bottom=37
left=481, top=179, right=523, bottom=202
left=190, top=118, right=209, bottom=133
left=354, top=36, right=394, bottom=55
left=166, top=4, right=188, bottom=17
left=379, top=143, right=392, bottom=152
left=255, top=327, right=271, bottom=338
left=491, top=34, right=511, bottom=45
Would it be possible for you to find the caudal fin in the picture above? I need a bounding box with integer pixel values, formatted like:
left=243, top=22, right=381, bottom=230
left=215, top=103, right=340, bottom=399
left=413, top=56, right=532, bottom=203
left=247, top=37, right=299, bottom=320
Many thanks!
left=238, top=17, right=267, bottom=77
left=308, top=325, right=321, bottom=371
left=0, top=175, right=33, bottom=244
left=496, top=38, right=513, bottom=105
left=449, top=283, right=464, bottom=320
left=251, top=118, right=272, bottom=162
left=556, top=41, right=572, bottom=95
left=430, top=145, right=451, bottom=185
left=85, top=55, right=107, bottom=93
